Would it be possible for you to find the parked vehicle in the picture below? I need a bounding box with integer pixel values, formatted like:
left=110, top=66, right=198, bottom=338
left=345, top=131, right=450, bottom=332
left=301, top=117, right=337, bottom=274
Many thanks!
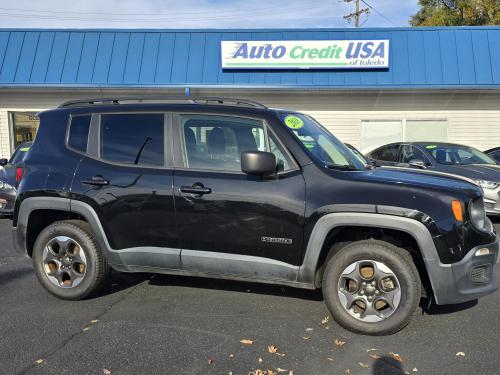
left=365, top=142, right=500, bottom=216
left=485, top=147, right=500, bottom=164
left=0, top=141, right=32, bottom=216
left=12, top=98, right=498, bottom=335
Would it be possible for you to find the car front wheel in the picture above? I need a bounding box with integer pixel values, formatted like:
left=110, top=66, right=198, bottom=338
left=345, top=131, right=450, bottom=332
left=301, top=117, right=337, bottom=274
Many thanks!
left=322, top=240, right=421, bottom=335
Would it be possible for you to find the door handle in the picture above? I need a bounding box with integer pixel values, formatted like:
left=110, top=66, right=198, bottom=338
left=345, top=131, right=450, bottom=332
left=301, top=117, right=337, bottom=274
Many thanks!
left=82, top=175, right=110, bottom=187
left=180, top=184, right=211, bottom=195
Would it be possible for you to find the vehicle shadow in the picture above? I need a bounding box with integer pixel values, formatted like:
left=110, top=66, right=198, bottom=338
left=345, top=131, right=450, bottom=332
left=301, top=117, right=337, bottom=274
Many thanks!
left=372, top=355, right=405, bottom=374
left=93, top=271, right=151, bottom=298
left=147, top=273, right=324, bottom=301
left=420, top=297, right=477, bottom=315
left=0, top=266, right=33, bottom=287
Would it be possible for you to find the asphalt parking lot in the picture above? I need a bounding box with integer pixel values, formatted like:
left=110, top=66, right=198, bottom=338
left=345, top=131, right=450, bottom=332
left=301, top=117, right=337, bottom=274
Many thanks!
left=1, top=219, right=499, bottom=375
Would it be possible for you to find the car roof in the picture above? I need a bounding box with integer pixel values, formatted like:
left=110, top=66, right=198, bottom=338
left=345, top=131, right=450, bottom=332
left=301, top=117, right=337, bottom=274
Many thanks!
left=485, top=146, right=500, bottom=153
left=411, top=142, right=472, bottom=148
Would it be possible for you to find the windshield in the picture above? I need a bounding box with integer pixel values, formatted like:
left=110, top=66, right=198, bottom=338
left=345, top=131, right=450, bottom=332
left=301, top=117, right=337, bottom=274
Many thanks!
left=425, top=144, right=496, bottom=165
left=280, top=113, right=366, bottom=170
left=9, top=142, right=31, bottom=164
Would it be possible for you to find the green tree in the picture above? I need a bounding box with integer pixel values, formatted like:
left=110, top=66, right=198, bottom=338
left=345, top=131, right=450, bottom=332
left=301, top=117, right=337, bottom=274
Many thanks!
left=410, top=0, right=500, bottom=26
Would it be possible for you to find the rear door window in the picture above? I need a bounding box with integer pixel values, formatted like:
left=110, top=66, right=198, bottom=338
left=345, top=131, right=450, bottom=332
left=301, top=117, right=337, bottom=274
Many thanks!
left=100, top=113, right=165, bottom=166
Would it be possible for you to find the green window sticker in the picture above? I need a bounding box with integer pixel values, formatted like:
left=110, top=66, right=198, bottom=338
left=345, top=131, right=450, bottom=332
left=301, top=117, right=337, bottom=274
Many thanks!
left=20, top=147, right=30, bottom=151
left=284, top=115, right=304, bottom=129
left=425, top=145, right=437, bottom=149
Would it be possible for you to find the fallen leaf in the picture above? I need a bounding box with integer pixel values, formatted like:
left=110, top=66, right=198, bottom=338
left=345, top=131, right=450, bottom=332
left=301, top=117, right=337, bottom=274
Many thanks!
left=412, top=368, right=418, bottom=373
left=389, top=352, right=403, bottom=362
left=305, top=328, right=314, bottom=332
left=208, top=358, right=213, bottom=365
left=228, top=372, right=233, bottom=375
left=321, top=316, right=330, bottom=324
left=240, top=339, right=254, bottom=345
left=103, top=369, right=111, bottom=375
left=276, top=353, right=286, bottom=357
left=456, top=352, right=465, bottom=357
left=90, top=319, right=99, bottom=324
left=324, top=326, right=330, bottom=330
left=229, top=353, right=234, bottom=358
left=370, top=354, right=382, bottom=360
left=335, top=338, right=346, bottom=348
left=359, top=362, right=369, bottom=368
left=276, top=369, right=287, bottom=373
left=327, top=357, right=334, bottom=361
left=345, top=369, right=351, bottom=374
left=82, top=327, right=90, bottom=332
left=34, top=359, right=44, bottom=365
left=268, top=345, right=278, bottom=354
left=288, top=372, right=294, bottom=375
left=258, top=357, right=263, bottom=363
left=302, top=336, right=311, bottom=340
left=267, top=370, right=277, bottom=375
left=366, top=348, right=378, bottom=352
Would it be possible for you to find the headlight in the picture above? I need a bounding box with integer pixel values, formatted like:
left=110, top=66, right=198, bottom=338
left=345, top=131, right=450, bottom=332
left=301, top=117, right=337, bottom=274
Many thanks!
left=469, top=198, right=493, bottom=233
left=475, top=180, right=499, bottom=189
left=0, top=181, right=14, bottom=191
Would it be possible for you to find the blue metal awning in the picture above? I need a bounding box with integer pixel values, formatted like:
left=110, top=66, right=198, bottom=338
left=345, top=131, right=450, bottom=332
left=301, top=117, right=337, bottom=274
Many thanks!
left=0, top=26, right=499, bottom=89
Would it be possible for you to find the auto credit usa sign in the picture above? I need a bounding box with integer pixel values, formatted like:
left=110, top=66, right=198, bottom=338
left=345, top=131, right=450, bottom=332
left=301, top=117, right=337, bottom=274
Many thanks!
left=221, top=40, right=389, bottom=70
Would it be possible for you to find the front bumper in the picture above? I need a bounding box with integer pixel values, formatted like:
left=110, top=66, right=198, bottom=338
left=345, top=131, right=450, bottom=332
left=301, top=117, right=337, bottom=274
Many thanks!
left=483, top=187, right=500, bottom=215
left=431, top=238, right=498, bottom=305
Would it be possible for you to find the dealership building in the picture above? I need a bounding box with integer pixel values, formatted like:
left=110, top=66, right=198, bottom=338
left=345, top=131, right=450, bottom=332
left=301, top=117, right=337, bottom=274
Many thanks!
left=0, top=26, right=499, bottom=158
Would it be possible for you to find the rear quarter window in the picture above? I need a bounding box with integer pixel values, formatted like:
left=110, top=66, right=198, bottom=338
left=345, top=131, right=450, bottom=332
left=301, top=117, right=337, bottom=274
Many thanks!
left=68, top=115, right=92, bottom=153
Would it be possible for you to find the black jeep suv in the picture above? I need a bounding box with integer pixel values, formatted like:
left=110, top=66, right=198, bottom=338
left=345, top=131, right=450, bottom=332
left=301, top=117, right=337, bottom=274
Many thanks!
left=12, top=97, right=498, bottom=335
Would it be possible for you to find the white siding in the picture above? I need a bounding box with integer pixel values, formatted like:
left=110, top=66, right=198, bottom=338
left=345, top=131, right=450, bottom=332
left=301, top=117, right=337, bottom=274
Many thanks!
left=0, top=89, right=499, bottom=158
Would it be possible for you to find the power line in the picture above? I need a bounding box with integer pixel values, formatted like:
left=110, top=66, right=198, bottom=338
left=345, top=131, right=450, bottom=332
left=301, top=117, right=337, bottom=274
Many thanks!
left=0, top=3, right=315, bottom=17
left=359, top=0, right=398, bottom=26
left=342, top=0, right=369, bottom=28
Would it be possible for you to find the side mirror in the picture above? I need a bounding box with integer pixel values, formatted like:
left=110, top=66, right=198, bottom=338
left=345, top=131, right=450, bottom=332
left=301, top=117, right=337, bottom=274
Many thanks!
left=0, top=158, right=8, bottom=167
left=241, top=151, right=276, bottom=176
left=409, top=158, right=427, bottom=169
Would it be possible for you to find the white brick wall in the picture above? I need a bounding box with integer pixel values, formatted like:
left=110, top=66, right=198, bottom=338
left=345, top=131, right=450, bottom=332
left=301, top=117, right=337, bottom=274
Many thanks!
left=0, top=89, right=499, bottom=158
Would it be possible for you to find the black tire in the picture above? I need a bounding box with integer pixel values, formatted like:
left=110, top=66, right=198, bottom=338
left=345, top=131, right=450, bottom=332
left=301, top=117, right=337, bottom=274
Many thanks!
left=32, top=220, right=110, bottom=300
left=322, top=239, right=421, bottom=335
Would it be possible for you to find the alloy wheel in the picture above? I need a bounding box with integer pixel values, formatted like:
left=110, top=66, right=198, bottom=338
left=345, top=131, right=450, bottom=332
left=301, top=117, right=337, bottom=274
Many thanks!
left=337, top=260, right=401, bottom=323
left=42, top=236, right=87, bottom=288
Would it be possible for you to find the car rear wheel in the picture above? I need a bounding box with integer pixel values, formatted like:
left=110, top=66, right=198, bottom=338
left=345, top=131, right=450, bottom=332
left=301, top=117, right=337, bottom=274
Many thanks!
left=322, top=240, right=421, bottom=335
left=32, top=220, right=110, bottom=300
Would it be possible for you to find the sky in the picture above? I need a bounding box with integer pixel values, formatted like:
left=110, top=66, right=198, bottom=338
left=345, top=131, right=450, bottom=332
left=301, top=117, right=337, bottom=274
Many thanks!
left=0, top=0, right=419, bottom=29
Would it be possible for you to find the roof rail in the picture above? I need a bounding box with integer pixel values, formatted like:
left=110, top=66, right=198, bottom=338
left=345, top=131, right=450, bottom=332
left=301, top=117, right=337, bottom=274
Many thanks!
left=58, top=96, right=268, bottom=109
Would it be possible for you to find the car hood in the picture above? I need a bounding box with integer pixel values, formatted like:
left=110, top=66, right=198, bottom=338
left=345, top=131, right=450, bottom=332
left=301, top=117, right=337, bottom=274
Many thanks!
left=436, top=164, right=500, bottom=181
left=353, top=166, right=481, bottom=197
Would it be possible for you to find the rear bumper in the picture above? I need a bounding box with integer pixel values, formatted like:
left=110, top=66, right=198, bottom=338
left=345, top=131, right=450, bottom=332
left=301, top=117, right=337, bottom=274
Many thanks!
left=431, top=239, right=498, bottom=305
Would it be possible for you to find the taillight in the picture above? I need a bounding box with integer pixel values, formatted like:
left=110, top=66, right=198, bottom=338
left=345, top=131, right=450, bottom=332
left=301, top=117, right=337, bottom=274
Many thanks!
left=15, top=166, right=24, bottom=184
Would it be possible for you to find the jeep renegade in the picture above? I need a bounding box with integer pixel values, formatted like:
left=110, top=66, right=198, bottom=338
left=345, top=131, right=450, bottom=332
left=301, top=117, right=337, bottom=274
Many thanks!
left=12, top=97, right=499, bottom=335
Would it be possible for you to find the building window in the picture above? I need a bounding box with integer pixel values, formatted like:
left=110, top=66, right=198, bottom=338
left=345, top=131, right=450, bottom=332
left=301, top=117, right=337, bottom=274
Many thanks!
left=405, top=120, right=448, bottom=142
left=360, top=119, right=448, bottom=153
left=11, top=112, right=39, bottom=151
left=360, top=120, right=402, bottom=153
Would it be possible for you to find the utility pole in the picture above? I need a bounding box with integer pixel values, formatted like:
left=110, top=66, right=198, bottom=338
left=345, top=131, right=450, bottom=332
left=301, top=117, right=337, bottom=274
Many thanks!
left=343, top=0, right=369, bottom=27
